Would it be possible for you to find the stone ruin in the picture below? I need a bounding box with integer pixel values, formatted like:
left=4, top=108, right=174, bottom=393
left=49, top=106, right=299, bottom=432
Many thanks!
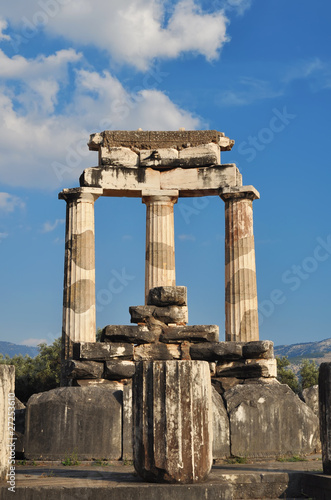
left=22, top=130, right=320, bottom=483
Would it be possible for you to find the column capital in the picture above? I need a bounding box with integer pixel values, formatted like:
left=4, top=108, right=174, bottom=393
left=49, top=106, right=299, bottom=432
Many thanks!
left=58, top=187, right=103, bottom=203
left=220, top=185, right=260, bottom=202
left=142, top=189, right=179, bottom=205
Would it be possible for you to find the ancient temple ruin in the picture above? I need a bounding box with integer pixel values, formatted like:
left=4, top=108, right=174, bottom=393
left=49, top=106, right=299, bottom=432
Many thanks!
left=59, top=130, right=260, bottom=358
left=53, top=129, right=319, bottom=483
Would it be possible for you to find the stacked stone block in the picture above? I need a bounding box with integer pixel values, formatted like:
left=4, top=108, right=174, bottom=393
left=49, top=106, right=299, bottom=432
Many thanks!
left=65, top=286, right=276, bottom=388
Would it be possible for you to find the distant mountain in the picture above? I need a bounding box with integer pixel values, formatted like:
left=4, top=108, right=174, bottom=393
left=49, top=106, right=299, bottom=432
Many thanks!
left=0, top=341, right=39, bottom=358
left=274, top=337, right=331, bottom=367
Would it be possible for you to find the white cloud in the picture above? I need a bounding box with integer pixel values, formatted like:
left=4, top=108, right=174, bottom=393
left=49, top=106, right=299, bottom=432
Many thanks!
left=42, top=218, right=65, bottom=233
left=218, top=77, right=283, bottom=106
left=21, top=338, right=47, bottom=347
left=218, top=59, right=331, bottom=107
left=225, top=0, right=252, bottom=15
left=0, top=52, right=201, bottom=189
left=0, top=193, right=25, bottom=212
left=0, top=18, right=10, bottom=40
left=178, top=233, right=196, bottom=241
left=2, top=0, right=229, bottom=70
left=0, top=232, right=9, bottom=241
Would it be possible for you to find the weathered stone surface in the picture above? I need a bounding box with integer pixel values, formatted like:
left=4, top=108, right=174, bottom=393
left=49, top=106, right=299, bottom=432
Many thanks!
left=143, top=194, right=177, bottom=303
left=302, top=384, right=319, bottom=417
left=80, top=166, right=161, bottom=194
left=160, top=165, right=238, bottom=196
left=122, top=381, right=133, bottom=461
left=221, top=186, right=260, bottom=342
left=101, top=325, right=157, bottom=344
left=0, top=365, right=15, bottom=481
left=59, top=187, right=102, bottom=385
left=140, top=148, right=179, bottom=169
left=216, top=359, right=277, bottom=378
left=212, top=377, right=241, bottom=395
left=73, top=341, right=134, bottom=361
left=100, top=146, right=139, bottom=167
left=74, top=379, right=123, bottom=388
left=133, top=360, right=213, bottom=483
left=219, top=136, right=235, bottom=151
left=105, top=361, right=136, bottom=380
left=89, top=130, right=232, bottom=151
left=24, top=387, right=123, bottom=460
left=147, top=286, right=187, bottom=306
left=224, top=382, right=320, bottom=458
left=160, top=325, right=219, bottom=343
left=319, top=363, right=331, bottom=473
left=130, top=305, right=188, bottom=325
left=190, top=342, right=243, bottom=361
left=178, top=143, right=220, bottom=167
left=242, top=340, right=274, bottom=359
left=211, top=387, right=230, bottom=459
left=65, top=359, right=104, bottom=379
left=15, top=397, right=25, bottom=411
left=134, top=343, right=181, bottom=361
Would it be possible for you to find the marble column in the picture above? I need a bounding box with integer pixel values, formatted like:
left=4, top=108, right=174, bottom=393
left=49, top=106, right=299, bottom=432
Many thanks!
left=142, top=191, right=178, bottom=304
left=220, top=186, right=260, bottom=342
left=58, top=187, right=103, bottom=383
left=133, top=360, right=213, bottom=483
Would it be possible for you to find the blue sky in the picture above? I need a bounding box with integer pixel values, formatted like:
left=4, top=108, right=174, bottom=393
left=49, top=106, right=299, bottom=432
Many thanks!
left=0, top=0, right=330, bottom=348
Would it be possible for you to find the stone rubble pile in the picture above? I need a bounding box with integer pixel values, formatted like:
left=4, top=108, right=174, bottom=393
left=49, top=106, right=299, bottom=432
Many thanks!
left=65, top=286, right=276, bottom=388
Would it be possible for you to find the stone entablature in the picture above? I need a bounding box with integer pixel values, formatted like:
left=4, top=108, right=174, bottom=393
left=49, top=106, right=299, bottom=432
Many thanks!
left=88, top=129, right=235, bottom=152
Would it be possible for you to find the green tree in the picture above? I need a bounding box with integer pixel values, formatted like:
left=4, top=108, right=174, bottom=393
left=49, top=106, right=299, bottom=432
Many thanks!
left=0, top=337, right=61, bottom=403
left=96, top=327, right=103, bottom=342
left=299, top=359, right=319, bottom=390
left=276, top=356, right=300, bottom=393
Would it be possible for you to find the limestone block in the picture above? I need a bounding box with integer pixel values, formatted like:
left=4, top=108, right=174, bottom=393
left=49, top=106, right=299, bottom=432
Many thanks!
left=97, top=129, right=228, bottom=150
left=160, top=164, right=237, bottom=196
left=0, top=365, right=15, bottom=482
left=224, top=382, right=320, bottom=458
left=130, top=305, right=188, bottom=325
left=242, top=341, right=274, bottom=359
left=219, top=136, right=235, bottom=151
left=24, top=387, right=123, bottom=460
left=74, top=379, right=123, bottom=388
left=160, top=325, right=219, bottom=343
left=147, top=286, right=187, bottom=306
left=302, top=385, right=319, bottom=417
left=80, top=166, right=161, bottom=194
left=134, top=343, right=181, bottom=361
left=178, top=143, right=220, bottom=167
left=122, top=381, right=133, bottom=461
left=104, top=361, right=136, bottom=380
left=216, top=359, right=277, bottom=378
left=140, top=148, right=179, bottom=168
left=73, top=341, right=134, bottom=361
left=88, top=132, right=103, bottom=150
left=100, top=146, right=139, bottom=167
left=133, top=360, right=213, bottom=483
left=65, top=359, right=104, bottom=379
left=190, top=342, right=243, bottom=361
left=212, top=377, right=242, bottom=395
left=212, top=386, right=230, bottom=459
left=319, top=363, right=331, bottom=473
left=101, top=325, right=157, bottom=344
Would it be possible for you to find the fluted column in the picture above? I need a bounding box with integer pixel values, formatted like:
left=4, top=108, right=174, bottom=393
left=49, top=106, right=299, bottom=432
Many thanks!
left=133, top=360, right=213, bottom=483
left=220, top=186, right=260, bottom=342
left=59, top=187, right=103, bottom=383
left=142, top=191, right=178, bottom=304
